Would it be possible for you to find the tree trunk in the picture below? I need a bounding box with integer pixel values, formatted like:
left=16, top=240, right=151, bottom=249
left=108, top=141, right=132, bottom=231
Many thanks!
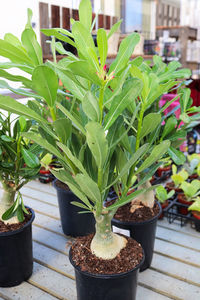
left=0, top=187, right=18, bottom=224
left=91, top=211, right=127, bottom=259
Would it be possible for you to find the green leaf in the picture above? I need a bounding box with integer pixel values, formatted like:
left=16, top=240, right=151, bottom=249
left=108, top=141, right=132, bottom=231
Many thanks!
left=0, top=69, right=32, bottom=88
left=86, top=122, right=108, bottom=169
left=104, top=78, right=142, bottom=130
left=17, top=205, right=25, bottom=222
left=82, top=92, right=100, bottom=122
left=56, top=102, right=86, bottom=135
left=1, top=135, right=13, bottom=142
left=21, top=29, right=43, bottom=66
left=137, top=141, right=170, bottom=173
left=41, top=28, right=75, bottom=47
left=168, top=146, right=186, bottom=165
left=32, top=65, right=58, bottom=107
left=72, top=21, right=95, bottom=59
left=70, top=201, right=91, bottom=211
left=159, top=95, right=179, bottom=113
left=55, top=68, right=86, bottom=101
left=140, top=113, right=161, bottom=139
left=0, top=95, right=49, bottom=125
left=75, top=173, right=101, bottom=203
left=2, top=202, right=16, bottom=221
left=21, top=148, right=40, bottom=168
left=107, top=20, right=122, bottom=39
left=161, top=116, right=177, bottom=139
left=0, top=39, right=33, bottom=65
left=19, top=116, right=27, bottom=132
left=67, top=60, right=100, bottom=85
left=109, top=33, right=140, bottom=75
left=180, top=112, right=191, bottom=123
left=97, top=28, right=108, bottom=68
left=79, top=0, right=92, bottom=30
left=53, top=118, right=72, bottom=144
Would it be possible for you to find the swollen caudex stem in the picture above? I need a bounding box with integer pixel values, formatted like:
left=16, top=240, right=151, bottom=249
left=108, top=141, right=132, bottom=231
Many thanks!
left=0, top=183, right=18, bottom=224
left=130, top=179, right=155, bottom=213
left=91, top=210, right=127, bottom=260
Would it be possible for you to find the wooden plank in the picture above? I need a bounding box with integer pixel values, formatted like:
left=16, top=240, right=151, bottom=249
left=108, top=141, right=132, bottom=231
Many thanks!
left=21, top=185, right=58, bottom=207
left=139, top=269, right=200, bottom=300
left=158, top=219, right=200, bottom=239
left=105, top=15, right=111, bottom=29
left=32, top=225, right=69, bottom=255
left=62, top=7, right=70, bottom=30
left=34, top=211, right=63, bottom=235
left=154, top=239, right=200, bottom=267
left=51, top=5, right=60, bottom=27
left=156, top=226, right=200, bottom=252
left=33, top=242, right=74, bottom=276
left=29, top=262, right=76, bottom=300
left=137, top=286, right=171, bottom=300
left=151, top=253, right=200, bottom=286
left=0, top=281, right=57, bottom=300
left=24, top=197, right=60, bottom=219
left=26, top=180, right=56, bottom=196
left=39, top=2, right=50, bottom=55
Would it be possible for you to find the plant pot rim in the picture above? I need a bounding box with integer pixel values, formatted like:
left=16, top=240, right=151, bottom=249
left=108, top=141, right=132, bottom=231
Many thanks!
left=0, top=207, right=35, bottom=237
left=112, top=201, right=162, bottom=226
left=192, top=211, right=200, bottom=220
left=69, top=245, right=145, bottom=279
left=53, top=179, right=73, bottom=195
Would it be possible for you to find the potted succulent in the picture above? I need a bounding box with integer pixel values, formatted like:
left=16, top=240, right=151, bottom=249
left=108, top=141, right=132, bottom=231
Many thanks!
left=185, top=153, right=200, bottom=180
left=39, top=153, right=54, bottom=183
left=0, top=1, right=199, bottom=298
left=0, top=113, right=41, bottom=287
left=188, top=197, right=200, bottom=231
left=166, top=164, right=189, bottom=193
left=177, top=179, right=200, bottom=215
left=155, top=186, right=175, bottom=219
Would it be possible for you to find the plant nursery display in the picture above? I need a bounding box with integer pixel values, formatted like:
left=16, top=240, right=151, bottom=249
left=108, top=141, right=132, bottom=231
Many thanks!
left=188, top=197, right=200, bottom=231
left=155, top=185, right=175, bottom=219
left=178, top=179, right=200, bottom=215
left=0, top=0, right=200, bottom=298
left=0, top=113, right=41, bottom=287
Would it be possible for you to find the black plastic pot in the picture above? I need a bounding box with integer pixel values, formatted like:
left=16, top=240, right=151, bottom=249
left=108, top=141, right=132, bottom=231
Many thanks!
left=53, top=180, right=95, bottom=237
left=69, top=246, right=144, bottom=300
left=112, top=202, right=161, bottom=272
left=0, top=208, right=35, bottom=287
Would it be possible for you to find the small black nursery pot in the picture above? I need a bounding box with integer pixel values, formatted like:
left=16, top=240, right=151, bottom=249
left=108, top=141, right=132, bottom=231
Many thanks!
left=53, top=180, right=95, bottom=237
left=112, top=202, right=161, bottom=272
left=0, top=208, right=35, bottom=287
left=69, top=247, right=144, bottom=300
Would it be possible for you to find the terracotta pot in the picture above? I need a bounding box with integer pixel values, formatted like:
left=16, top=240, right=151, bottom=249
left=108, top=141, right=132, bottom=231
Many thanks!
left=165, top=182, right=182, bottom=193
left=157, top=165, right=171, bottom=178
left=192, top=211, right=200, bottom=232
left=177, top=194, right=193, bottom=215
left=159, top=200, right=169, bottom=219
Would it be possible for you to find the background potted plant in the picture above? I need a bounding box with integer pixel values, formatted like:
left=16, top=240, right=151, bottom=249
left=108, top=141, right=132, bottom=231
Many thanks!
left=177, top=179, right=200, bottom=215
left=155, top=186, right=175, bottom=219
left=166, top=164, right=189, bottom=193
left=188, top=197, right=200, bottom=231
left=0, top=113, right=41, bottom=287
left=112, top=57, right=198, bottom=271
left=185, top=153, right=200, bottom=180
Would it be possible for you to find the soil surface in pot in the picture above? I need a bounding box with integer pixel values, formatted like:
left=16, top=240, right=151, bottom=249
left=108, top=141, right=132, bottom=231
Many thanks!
left=114, top=202, right=159, bottom=222
left=0, top=211, right=31, bottom=233
left=55, top=180, right=70, bottom=191
left=71, top=234, right=143, bottom=274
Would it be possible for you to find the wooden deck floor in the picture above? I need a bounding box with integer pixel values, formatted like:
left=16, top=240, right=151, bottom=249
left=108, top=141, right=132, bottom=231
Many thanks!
left=0, top=180, right=200, bottom=300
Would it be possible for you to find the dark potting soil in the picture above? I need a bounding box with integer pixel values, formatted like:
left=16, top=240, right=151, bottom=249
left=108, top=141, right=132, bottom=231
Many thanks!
left=0, top=211, right=31, bottom=233
left=114, top=201, right=160, bottom=222
left=71, top=234, right=143, bottom=275
left=55, top=180, right=70, bottom=191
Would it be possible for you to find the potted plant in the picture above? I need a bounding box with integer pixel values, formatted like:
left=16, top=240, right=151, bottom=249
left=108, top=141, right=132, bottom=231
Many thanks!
left=112, top=57, right=198, bottom=271
left=177, top=179, right=200, bottom=215
left=166, top=164, right=189, bottom=193
left=156, top=159, right=172, bottom=179
left=39, top=153, right=54, bottom=183
left=0, top=1, right=199, bottom=298
left=0, top=113, right=41, bottom=287
left=188, top=197, right=200, bottom=231
left=155, top=186, right=175, bottom=219
left=185, top=153, right=200, bottom=180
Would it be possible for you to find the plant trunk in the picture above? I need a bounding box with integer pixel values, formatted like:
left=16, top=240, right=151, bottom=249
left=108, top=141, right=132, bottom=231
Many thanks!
left=91, top=211, right=127, bottom=260
left=131, top=180, right=155, bottom=212
left=0, top=187, right=17, bottom=225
